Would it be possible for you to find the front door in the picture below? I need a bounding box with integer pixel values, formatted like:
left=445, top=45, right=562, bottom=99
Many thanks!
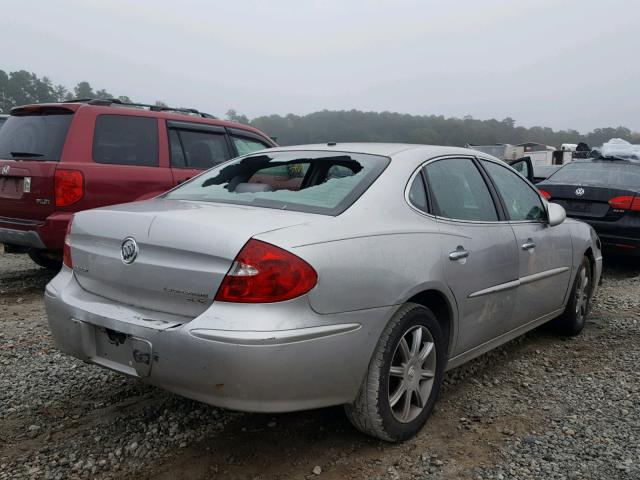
left=423, top=157, right=520, bottom=356
left=480, top=159, right=573, bottom=326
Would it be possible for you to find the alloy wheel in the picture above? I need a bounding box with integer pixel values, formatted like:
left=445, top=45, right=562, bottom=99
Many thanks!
left=574, top=266, right=590, bottom=321
left=387, top=325, right=437, bottom=423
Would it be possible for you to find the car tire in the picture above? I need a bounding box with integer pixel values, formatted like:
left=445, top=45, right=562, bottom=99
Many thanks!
left=344, top=303, right=446, bottom=442
left=28, top=250, right=63, bottom=271
left=552, top=256, right=592, bottom=336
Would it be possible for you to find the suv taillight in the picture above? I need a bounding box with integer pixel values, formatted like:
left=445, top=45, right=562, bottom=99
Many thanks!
left=609, top=196, right=640, bottom=212
left=55, top=169, right=84, bottom=207
left=215, top=239, right=317, bottom=303
left=63, top=216, right=74, bottom=268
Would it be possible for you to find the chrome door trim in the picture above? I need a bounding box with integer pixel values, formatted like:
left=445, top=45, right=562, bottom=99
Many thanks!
left=519, top=266, right=569, bottom=286
left=467, top=266, right=569, bottom=298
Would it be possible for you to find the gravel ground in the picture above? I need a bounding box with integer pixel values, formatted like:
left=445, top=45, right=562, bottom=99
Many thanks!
left=1, top=251, right=639, bottom=480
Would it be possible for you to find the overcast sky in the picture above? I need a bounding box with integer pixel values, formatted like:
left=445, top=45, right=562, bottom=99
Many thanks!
left=1, top=0, right=639, bottom=132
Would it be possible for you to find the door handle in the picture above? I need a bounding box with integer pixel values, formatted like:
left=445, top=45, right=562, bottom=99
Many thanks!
left=177, top=177, right=192, bottom=185
left=449, top=248, right=469, bottom=261
left=521, top=240, right=536, bottom=250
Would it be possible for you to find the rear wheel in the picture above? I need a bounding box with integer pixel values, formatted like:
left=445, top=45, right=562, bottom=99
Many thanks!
left=552, top=256, right=592, bottom=336
left=344, top=303, right=446, bottom=442
left=28, top=250, right=63, bottom=271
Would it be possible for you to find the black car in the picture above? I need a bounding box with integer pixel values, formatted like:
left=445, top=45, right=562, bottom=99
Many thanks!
left=537, top=158, right=640, bottom=255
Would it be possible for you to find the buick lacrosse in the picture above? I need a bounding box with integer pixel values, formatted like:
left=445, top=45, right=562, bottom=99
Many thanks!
left=45, top=144, right=602, bottom=441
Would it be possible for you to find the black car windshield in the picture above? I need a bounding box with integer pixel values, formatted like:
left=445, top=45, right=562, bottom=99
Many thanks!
left=546, top=161, right=640, bottom=190
left=163, top=150, right=390, bottom=215
left=0, top=109, right=73, bottom=161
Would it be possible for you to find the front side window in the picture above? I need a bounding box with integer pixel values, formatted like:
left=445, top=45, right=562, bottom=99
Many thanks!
left=482, top=160, right=545, bottom=221
left=424, top=158, right=498, bottom=221
left=232, top=135, right=269, bottom=156
left=164, top=150, right=390, bottom=215
left=93, top=115, right=158, bottom=166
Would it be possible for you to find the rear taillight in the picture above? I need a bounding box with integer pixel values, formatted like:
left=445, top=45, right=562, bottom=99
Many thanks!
left=608, top=195, right=640, bottom=211
left=215, top=239, right=317, bottom=303
left=55, top=169, right=84, bottom=207
left=63, top=216, right=74, bottom=268
left=539, top=189, right=552, bottom=200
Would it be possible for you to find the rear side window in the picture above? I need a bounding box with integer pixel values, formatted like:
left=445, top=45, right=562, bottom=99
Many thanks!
left=170, top=129, right=230, bottom=169
left=547, top=161, right=640, bottom=190
left=232, top=135, right=270, bottom=156
left=0, top=110, right=73, bottom=161
left=164, top=150, right=390, bottom=216
left=425, top=158, right=498, bottom=221
left=93, top=115, right=158, bottom=167
left=408, top=172, right=428, bottom=212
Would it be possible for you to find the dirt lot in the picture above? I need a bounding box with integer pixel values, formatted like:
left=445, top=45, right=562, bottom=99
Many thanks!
left=1, top=252, right=639, bottom=480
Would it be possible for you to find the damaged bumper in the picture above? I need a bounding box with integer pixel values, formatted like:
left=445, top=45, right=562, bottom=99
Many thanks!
left=45, top=268, right=392, bottom=413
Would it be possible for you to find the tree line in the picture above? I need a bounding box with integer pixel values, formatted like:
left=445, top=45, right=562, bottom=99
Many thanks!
left=230, top=110, right=640, bottom=148
left=1, top=69, right=637, bottom=149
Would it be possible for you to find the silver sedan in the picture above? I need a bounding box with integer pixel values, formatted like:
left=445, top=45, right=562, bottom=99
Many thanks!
left=45, top=144, right=602, bottom=441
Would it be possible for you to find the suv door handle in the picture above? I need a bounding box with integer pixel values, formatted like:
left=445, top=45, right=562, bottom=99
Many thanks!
left=521, top=240, right=536, bottom=250
left=177, top=177, right=192, bottom=185
left=449, top=248, right=469, bottom=261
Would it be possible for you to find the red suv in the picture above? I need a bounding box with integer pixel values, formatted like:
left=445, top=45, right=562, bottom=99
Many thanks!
left=0, top=99, right=276, bottom=269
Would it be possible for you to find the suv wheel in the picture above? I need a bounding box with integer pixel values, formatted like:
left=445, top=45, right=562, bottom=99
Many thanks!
left=344, top=303, right=446, bottom=442
left=28, top=250, right=63, bottom=271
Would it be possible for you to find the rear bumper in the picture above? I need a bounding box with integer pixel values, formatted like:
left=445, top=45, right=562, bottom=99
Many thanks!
left=45, top=268, right=393, bottom=413
left=0, top=212, right=72, bottom=250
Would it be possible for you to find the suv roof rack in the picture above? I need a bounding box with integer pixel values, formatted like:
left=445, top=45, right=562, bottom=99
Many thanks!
left=62, top=98, right=217, bottom=119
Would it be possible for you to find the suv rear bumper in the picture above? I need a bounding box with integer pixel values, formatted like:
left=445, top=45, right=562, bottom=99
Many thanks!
left=0, top=212, right=72, bottom=250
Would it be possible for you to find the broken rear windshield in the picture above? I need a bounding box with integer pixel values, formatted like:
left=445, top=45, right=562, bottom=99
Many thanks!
left=163, top=150, right=390, bottom=215
left=0, top=109, right=73, bottom=161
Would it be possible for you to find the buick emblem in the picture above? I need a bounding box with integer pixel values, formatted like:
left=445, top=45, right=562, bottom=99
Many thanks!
left=1, top=165, right=9, bottom=175
left=575, top=188, right=585, bottom=196
left=121, top=237, right=139, bottom=264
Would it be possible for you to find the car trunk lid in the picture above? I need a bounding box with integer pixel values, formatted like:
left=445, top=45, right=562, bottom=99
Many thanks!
left=541, top=183, right=638, bottom=221
left=70, top=199, right=321, bottom=318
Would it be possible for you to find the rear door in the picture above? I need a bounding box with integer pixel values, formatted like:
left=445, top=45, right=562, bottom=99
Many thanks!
left=0, top=107, right=73, bottom=221
left=167, top=121, right=232, bottom=185
left=423, top=157, right=520, bottom=356
left=79, top=113, right=173, bottom=205
left=481, top=159, right=572, bottom=325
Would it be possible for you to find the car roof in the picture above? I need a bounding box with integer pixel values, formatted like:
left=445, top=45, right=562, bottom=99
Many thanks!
left=10, top=102, right=273, bottom=140
left=268, top=143, right=485, bottom=158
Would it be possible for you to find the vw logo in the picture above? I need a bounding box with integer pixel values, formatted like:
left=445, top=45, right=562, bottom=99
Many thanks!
left=1, top=165, right=9, bottom=175
left=575, top=188, right=585, bottom=196
left=121, top=237, right=139, bottom=264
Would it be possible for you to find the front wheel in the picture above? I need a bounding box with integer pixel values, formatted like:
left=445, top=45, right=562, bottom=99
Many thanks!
left=551, top=256, right=592, bottom=336
left=344, top=303, right=446, bottom=442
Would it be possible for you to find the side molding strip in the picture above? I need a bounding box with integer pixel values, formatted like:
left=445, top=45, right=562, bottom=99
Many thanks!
left=468, top=266, right=569, bottom=299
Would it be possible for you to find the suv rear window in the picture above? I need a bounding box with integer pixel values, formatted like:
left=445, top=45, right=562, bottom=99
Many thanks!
left=93, top=115, right=158, bottom=167
left=164, top=150, right=390, bottom=215
left=547, top=161, right=640, bottom=190
left=0, top=109, right=73, bottom=161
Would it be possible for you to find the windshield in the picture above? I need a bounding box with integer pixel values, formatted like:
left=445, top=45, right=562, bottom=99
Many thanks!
left=163, top=150, right=390, bottom=215
left=0, top=109, right=73, bottom=161
left=546, top=161, right=640, bottom=189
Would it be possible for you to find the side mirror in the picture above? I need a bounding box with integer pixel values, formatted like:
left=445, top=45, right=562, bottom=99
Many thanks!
left=547, top=202, right=566, bottom=227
